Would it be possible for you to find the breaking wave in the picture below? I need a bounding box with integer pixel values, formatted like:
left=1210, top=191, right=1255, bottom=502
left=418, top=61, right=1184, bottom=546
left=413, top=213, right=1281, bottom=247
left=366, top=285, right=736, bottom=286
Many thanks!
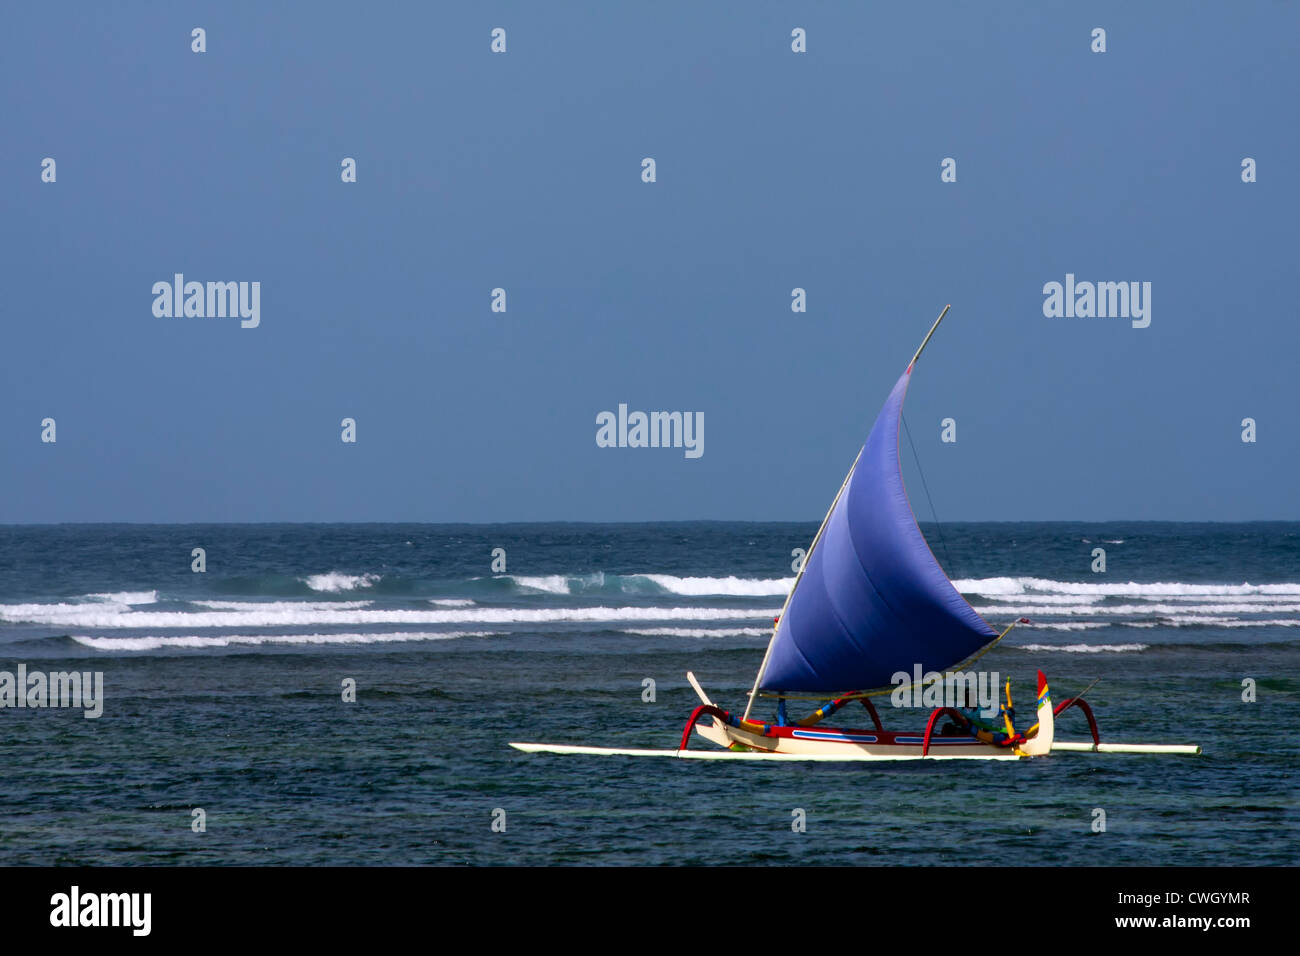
left=85, top=591, right=159, bottom=605
left=0, top=603, right=779, bottom=628
left=9, top=571, right=1298, bottom=658
left=1015, top=642, right=1150, bottom=654
left=302, top=572, right=380, bottom=593
left=955, top=577, right=1300, bottom=598
left=1015, top=621, right=1110, bottom=631
left=70, top=630, right=504, bottom=651
left=622, top=627, right=770, bottom=638
left=504, top=573, right=792, bottom=597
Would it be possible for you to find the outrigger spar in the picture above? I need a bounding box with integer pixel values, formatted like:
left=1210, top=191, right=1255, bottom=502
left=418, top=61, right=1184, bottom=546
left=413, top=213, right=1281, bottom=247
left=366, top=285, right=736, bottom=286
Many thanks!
left=511, top=306, right=1200, bottom=761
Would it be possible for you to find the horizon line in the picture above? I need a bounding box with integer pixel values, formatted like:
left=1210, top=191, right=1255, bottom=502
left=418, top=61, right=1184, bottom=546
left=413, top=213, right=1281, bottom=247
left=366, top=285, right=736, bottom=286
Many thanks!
left=3, top=518, right=1299, bottom=528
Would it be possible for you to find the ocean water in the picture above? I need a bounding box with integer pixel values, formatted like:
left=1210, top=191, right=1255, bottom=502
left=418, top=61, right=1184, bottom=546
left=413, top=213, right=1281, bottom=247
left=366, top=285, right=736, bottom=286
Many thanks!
left=0, top=522, right=1295, bottom=866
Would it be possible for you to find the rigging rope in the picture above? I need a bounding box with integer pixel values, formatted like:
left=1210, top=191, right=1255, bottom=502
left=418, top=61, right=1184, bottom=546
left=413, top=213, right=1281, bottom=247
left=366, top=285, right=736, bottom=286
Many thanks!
left=901, top=412, right=956, bottom=578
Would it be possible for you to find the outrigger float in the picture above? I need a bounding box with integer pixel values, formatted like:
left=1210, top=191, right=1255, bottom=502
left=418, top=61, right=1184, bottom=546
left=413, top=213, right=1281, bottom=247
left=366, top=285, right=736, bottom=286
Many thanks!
left=511, top=307, right=1200, bottom=762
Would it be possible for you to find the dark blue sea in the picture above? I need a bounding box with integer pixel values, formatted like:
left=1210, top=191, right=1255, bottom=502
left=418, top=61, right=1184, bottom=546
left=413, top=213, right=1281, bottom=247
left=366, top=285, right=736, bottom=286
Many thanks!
left=0, top=522, right=1295, bottom=865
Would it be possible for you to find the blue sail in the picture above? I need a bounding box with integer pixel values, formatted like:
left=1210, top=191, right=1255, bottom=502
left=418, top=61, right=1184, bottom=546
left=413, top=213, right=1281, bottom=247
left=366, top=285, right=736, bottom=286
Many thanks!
left=759, top=367, right=997, bottom=693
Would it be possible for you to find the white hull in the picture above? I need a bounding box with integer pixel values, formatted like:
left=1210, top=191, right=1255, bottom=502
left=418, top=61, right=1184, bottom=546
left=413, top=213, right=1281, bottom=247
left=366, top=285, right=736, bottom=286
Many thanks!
left=692, top=715, right=1027, bottom=759
left=683, top=669, right=1056, bottom=759
left=508, top=742, right=1020, bottom=761
left=510, top=738, right=1200, bottom=760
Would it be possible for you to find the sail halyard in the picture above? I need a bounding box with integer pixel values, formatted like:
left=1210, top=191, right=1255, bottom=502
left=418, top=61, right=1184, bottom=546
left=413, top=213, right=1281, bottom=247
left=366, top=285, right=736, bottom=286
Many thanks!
left=894, top=385, right=998, bottom=641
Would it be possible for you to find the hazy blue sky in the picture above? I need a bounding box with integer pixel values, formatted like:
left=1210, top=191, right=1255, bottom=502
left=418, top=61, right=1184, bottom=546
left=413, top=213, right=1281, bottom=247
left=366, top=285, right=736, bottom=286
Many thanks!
left=3, top=3, right=1297, bottom=523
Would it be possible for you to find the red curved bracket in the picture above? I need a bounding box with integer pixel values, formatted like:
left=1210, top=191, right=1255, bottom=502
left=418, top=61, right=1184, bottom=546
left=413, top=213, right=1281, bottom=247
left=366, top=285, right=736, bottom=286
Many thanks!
left=679, top=704, right=734, bottom=750
left=1054, top=696, right=1100, bottom=746
left=860, top=697, right=885, bottom=732
left=921, top=707, right=967, bottom=756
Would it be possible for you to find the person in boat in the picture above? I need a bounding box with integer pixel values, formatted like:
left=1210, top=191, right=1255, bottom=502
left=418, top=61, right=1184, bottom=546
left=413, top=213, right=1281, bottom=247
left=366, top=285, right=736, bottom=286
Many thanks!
left=939, top=685, right=980, bottom=736
left=939, top=698, right=968, bottom=736
left=939, top=719, right=967, bottom=736
left=957, top=683, right=1016, bottom=745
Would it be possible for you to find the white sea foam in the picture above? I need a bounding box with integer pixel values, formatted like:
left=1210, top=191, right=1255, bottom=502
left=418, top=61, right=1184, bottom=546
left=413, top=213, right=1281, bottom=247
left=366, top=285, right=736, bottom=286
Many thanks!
left=302, top=572, right=379, bottom=592
left=0, top=604, right=779, bottom=628
left=1153, top=593, right=1300, bottom=604
left=0, top=601, right=131, bottom=619
left=69, top=630, right=504, bottom=651
left=85, top=591, right=159, bottom=605
left=23, top=572, right=1300, bottom=647
left=637, top=574, right=794, bottom=596
left=975, top=602, right=1300, bottom=617
left=954, top=576, right=1300, bottom=598
left=509, top=574, right=574, bottom=594
left=195, top=600, right=373, bottom=611
left=505, top=572, right=793, bottom=596
left=1015, top=642, right=1149, bottom=653
left=623, top=627, right=770, bottom=638
left=967, top=593, right=1105, bottom=605
left=1150, top=616, right=1300, bottom=628
left=1015, top=621, right=1110, bottom=631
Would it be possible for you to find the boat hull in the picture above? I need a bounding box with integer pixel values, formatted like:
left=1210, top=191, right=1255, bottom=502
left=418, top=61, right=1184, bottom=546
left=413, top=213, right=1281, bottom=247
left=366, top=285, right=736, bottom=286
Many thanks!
left=693, top=714, right=1023, bottom=759
left=508, top=742, right=1018, bottom=761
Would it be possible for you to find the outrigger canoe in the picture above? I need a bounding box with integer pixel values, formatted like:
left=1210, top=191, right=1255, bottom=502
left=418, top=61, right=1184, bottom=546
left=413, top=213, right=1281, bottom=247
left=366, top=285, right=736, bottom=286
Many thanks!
left=511, top=306, right=1199, bottom=762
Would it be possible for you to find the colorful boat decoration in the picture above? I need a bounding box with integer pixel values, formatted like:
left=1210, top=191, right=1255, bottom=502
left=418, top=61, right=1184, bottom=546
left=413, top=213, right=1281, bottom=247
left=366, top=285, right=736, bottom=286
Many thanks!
left=511, top=307, right=1200, bottom=761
